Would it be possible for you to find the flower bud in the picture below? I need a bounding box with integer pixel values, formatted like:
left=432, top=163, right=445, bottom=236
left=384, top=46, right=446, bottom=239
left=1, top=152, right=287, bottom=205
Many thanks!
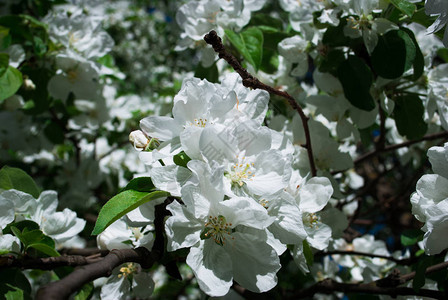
left=129, top=130, right=149, bottom=151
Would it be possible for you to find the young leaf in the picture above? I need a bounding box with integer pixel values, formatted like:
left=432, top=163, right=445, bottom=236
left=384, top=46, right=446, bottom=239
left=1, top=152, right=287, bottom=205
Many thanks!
left=389, top=0, right=417, bottom=17
left=401, top=229, right=424, bottom=246
left=0, top=66, right=23, bottom=102
left=393, top=94, right=427, bottom=140
left=91, top=190, right=169, bottom=235
left=74, top=282, right=94, bottom=300
left=0, top=166, right=40, bottom=198
left=28, top=243, right=60, bottom=257
left=241, top=27, right=263, bottom=71
left=173, top=151, right=191, bottom=168
left=225, top=27, right=264, bottom=71
left=401, top=27, right=424, bottom=80
left=121, top=177, right=155, bottom=193
left=337, top=55, right=375, bottom=111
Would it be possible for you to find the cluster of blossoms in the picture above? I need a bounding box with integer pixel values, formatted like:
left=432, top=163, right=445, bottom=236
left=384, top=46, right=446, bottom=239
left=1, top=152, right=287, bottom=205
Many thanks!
left=1, top=0, right=448, bottom=298
left=129, top=73, right=347, bottom=295
left=0, top=189, right=85, bottom=252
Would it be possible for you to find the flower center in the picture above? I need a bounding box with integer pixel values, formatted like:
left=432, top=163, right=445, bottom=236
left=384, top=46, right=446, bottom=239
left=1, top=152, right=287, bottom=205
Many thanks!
left=347, top=14, right=373, bottom=30
left=228, top=156, right=255, bottom=187
left=303, top=213, right=320, bottom=228
left=67, top=69, right=78, bottom=83
left=118, top=263, right=138, bottom=278
left=201, top=215, right=233, bottom=246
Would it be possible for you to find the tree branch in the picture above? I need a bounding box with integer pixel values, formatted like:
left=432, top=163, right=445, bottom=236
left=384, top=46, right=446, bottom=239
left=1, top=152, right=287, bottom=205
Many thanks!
left=204, top=30, right=317, bottom=177
left=0, top=254, right=103, bottom=270
left=315, top=250, right=414, bottom=265
left=35, top=247, right=156, bottom=300
left=291, top=278, right=445, bottom=299
left=355, top=131, right=448, bottom=166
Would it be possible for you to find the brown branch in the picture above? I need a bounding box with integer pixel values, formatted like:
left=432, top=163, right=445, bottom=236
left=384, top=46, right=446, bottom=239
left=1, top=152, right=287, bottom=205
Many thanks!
left=204, top=30, right=317, bottom=177
left=0, top=254, right=103, bottom=270
left=292, top=259, right=448, bottom=299
left=355, top=131, right=448, bottom=166
left=35, top=247, right=156, bottom=300
left=291, top=278, right=445, bottom=299
left=59, top=248, right=109, bottom=257
left=400, top=260, right=448, bottom=283
left=316, top=250, right=414, bottom=265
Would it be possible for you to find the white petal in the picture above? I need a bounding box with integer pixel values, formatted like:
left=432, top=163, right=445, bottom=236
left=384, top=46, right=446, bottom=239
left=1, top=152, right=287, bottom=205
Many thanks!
left=165, top=201, right=202, bottom=251
left=227, top=232, right=280, bottom=293
left=298, top=177, right=333, bottom=213
left=140, top=116, right=182, bottom=141
left=187, top=240, right=233, bottom=296
left=149, top=165, right=192, bottom=197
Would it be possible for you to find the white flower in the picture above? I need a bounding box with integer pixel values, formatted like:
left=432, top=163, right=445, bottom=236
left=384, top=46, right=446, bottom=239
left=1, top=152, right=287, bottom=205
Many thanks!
left=44, top=7, right=114, bottom=59
left=425, top=0, right=448, bottom=47
left=343, top=0, right=398, bottom=54
left=100, top=263, right=155, bottom=300
left=278, top=36, right=310, bottom=77
left=0, top=189, right=86, bottom=247
left=199, top=123, right=292, bottom=197
left=138, top=74, right=268, bottom=164
left=47, top=53, right=101, bottom=102
left=165, top=161, right=280, bottom=296
left=0, top=234, right=21, bottom=254
left=97, top=218, right=154, bottom=251
left=411, top=142, right=448, bottom=255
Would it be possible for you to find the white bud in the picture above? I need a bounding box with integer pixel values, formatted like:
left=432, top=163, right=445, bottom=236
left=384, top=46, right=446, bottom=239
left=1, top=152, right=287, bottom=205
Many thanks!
left=129, top=130, right=149, bottom=151
left=23, top=78, right=36, bottom=90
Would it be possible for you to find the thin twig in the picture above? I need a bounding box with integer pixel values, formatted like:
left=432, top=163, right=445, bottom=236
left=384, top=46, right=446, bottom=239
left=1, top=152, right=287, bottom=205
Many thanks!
left=204, top=30, right=317, bottom=177
left=355, top=131, right=448, bottom=166
left=315, top=250, right=414, bottom=265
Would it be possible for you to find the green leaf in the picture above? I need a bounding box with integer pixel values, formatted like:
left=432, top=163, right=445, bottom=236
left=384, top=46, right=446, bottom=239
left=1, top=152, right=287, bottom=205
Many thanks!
left=0, top=166, right=40, bottom=198
left=0, top=269, right=31, bottom=300
left=0, top=53, right=9, bottom=77
left=5, top=284, right=24, bottom=300
left=28, top=243, right=60, bottom=257
left=0, top=66, right=23, bottom=102
left=74, top=282, right=93, bottom=300
left=225, top=27, right=264, bottom=71
left=194, top=62, right=219, bottom=83
left=337, top=55, right=375, bottom=111
left=240, top=27, right=264, bottom=71
left=401, top=229, right=424, bottom=246
left=393, top=94, right=427, bottom=140
left=302, top=240, right=314, bottom=266
left=389, top=0, right=417, bottom=17
left=0, top=26, right=10, bottom=50
left=121, top=177, right=155, bottom=193
left=437, top=48, right=448, bottom=63
left=400, top=27, right=424, bottom=80
left=92, top=190, right=169, bottom=235
left=371, top=30, right=416, bottom=79
left=173, top=151, right=191, bottom=168
left=413, top=256, right=433, bottom=292
left=317, top=49, right=345, bottom=76
left=3, top=220, right=40, bottom=235
left=248, top=14, right=283, bottom=30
